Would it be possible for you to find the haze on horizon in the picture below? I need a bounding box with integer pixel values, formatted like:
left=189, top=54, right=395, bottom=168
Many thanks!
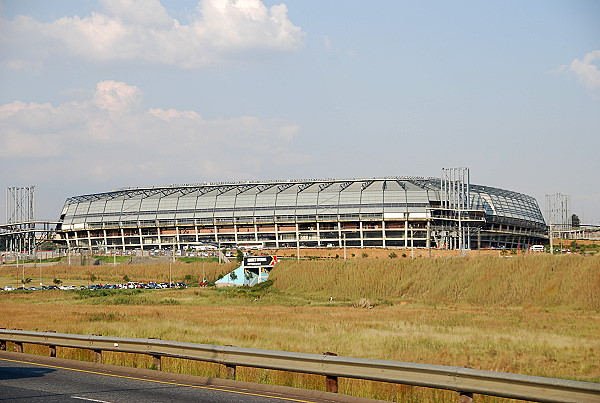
left=1, top=0, right=599, bottom=224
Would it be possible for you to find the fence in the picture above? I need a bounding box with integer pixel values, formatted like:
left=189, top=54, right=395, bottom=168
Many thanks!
left=0, top=329, right=598, bottom=402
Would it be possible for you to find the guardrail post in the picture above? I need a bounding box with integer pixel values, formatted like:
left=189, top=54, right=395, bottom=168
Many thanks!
left=14, top=342, right=23, bottom=353
left=323, top=352, right=338, bottom=393
left=93, top=349, right=102, bottom=363
left=49, top=345, right=57, bottom=357
left=0, top=340, right=6, bottom=351
left=152, top=354, right=161, bottom=371
left=459, top=391, right=473, bottom=403
left=326, top=374, right=338, bottom=393
left=225, top=364, right=236, bottom=380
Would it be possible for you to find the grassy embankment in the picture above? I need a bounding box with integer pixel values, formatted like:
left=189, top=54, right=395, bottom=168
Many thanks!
left=0, top=254, right=599, bottom=402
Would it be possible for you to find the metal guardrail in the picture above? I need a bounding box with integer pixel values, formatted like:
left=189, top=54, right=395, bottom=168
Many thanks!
left=0, top=329, right=598, bottom=402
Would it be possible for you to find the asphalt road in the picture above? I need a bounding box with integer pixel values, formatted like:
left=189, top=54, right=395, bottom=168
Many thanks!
left=0, top=354, right=367, bottom=403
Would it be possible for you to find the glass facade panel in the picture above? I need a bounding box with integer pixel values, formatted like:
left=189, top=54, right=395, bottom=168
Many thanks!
left=74, top=202, right=91, bottom=215
left=158, top=197, right=178, bottom=211
left=177, top=197, right=197, bottom=210
left=87, top=200, right=106, bottom=214
left=140, top=198, right=160, bottom=211
left=121, top=199, right=142, bottom=213
left=104, top=200, right=124, bottom=214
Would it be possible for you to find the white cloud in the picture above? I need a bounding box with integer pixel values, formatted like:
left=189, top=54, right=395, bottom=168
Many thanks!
left=568, top=50, right=600, bottom=90
left=93, top=80, right=143, bottom=114
left=2, top=59, right=44, bottom=74
left=4, top=0, right=305, bottom=68
left=0, top=80, right=308, bottom=183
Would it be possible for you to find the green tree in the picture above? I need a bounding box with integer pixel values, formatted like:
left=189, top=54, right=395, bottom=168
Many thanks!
left=39, top=241, right=61, bottom=251
left=571, top=214, right=581, bottom=228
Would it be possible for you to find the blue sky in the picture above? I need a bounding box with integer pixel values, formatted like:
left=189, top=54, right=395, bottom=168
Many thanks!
left=1, top=0, right=599, bottom=224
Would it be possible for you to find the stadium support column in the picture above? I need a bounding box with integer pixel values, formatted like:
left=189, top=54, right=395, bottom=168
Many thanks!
left=337, top=220, right=342, bottom=248
left=65, top=232, right=70, bottom=253
left=316, top=222, right=321, bottom=247
left=404, top=215, right=409, bottom=249
left=382, top=220, right=386, bottom=248
left=427, top=219, right=431, bottom=258
left=296, top=222, right=300, bottom=260
left=359, top=221, right=364, bottom=248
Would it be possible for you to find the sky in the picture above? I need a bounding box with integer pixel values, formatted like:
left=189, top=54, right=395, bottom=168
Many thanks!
left=1, top=0, right=599, bottom=224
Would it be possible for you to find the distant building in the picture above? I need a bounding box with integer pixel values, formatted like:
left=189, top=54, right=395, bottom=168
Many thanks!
left=57, top=176, right=546, bottom=251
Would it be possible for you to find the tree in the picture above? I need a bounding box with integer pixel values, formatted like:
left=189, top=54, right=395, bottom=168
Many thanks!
left=571, top=214, right=580, bottom=228
left=38, top=241, right=61, bottom=251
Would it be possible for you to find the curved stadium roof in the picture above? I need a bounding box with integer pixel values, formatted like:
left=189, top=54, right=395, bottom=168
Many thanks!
left=60, top=177, right=545, bottom=228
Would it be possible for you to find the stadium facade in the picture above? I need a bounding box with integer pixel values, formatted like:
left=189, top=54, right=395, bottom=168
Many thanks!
left=57, top=175, right=547, bottom=251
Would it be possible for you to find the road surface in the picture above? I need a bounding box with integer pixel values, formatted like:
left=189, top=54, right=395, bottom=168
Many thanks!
left=0, top=352, right=372, bottom=403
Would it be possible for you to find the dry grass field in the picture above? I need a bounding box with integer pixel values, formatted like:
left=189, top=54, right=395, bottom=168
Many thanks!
left=1, top=254, right=599, bottom=402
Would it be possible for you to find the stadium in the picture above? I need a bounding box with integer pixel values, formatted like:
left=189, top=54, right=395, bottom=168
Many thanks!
left=56, top=171, right=547, bottom=252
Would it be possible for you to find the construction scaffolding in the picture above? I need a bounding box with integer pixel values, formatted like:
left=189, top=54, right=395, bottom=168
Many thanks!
left=545, top=193, right=571, bottom=235
left=1, top=187, right=59, bottom=256
left=428, top=167, right=485, bottom=253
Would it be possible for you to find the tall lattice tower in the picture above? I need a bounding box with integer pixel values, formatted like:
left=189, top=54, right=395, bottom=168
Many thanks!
left=440, top=167, right=471, bottom=252
left=7, top=186, right=35, bottom=224
left=545, top=193, right=571, bottom=232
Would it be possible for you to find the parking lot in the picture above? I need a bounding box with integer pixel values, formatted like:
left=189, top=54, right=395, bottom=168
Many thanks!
left=1, top=282, right=188, bottom=292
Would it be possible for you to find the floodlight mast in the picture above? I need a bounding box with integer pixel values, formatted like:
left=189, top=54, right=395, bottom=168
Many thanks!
left=545, top=193, right=571, bottom=250
left=441, top=168, right=470, bottom=254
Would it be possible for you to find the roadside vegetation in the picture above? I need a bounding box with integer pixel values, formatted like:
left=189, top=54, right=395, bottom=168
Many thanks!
left=1, top=253, right=598, bottom=402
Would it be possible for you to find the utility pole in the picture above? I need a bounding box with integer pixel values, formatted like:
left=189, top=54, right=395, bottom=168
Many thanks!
left=169, top=246, right=173, bottom=287
left=549, top=224, right=553, bottom=255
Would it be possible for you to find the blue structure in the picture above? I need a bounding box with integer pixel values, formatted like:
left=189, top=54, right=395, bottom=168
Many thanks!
left=215, top=264, right=272, bottom=287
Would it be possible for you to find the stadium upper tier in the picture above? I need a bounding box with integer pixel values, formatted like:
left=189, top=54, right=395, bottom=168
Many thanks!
left=57, top=177, right=547, bottom=250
